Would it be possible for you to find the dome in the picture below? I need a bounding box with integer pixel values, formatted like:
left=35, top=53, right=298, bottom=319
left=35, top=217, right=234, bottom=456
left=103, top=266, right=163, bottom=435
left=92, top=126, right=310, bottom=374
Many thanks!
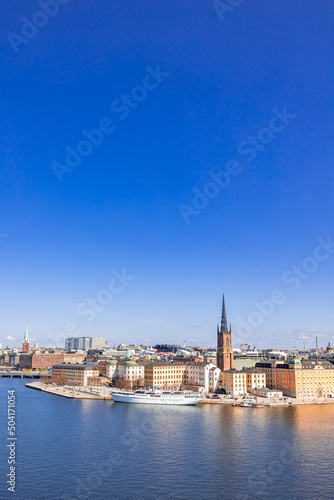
left=125, top=359, right=138, bottom=366
left=107, top=358, right=117, bottom=365
left=289, top=353, right=301, bottom=365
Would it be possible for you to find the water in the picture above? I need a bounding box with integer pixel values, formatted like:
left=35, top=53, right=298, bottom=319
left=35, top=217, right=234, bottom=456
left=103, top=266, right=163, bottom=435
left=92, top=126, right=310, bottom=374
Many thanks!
left=1, top=379, right=333, bottom=500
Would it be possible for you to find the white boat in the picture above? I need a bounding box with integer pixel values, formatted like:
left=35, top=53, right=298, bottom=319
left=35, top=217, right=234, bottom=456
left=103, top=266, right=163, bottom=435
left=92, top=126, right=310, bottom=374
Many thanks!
left=110, top=389, right=203, bottom=406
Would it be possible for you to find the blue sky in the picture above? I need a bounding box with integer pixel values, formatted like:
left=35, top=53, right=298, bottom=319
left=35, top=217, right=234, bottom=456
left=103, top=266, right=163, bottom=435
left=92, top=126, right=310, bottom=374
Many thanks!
left=1, top=0, right=333, bottom=350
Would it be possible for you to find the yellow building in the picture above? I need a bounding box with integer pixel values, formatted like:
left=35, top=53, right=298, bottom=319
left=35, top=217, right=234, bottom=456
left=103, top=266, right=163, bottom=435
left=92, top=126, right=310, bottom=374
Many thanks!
left=256, top=355, right=334, bottom=399
left=52, top=363, right=99, bottom=386
left=219, top=369, right=266, bottom=396
left=144, top=362, right=187, bottom=390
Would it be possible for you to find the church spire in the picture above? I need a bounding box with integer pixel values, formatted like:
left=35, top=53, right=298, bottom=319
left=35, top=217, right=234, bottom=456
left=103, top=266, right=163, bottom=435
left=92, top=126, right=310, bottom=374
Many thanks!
left=217, top=292, right=234, bottom=371
left=220, top=294, right=228, bottom=333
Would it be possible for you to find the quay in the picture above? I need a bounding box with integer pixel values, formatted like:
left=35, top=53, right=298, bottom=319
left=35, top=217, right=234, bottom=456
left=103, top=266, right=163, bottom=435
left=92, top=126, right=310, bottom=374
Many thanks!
left=199, top=396, right=334, bottom=406
left=26, top=381, right=113, bottom=400
left=0, top=371, right=51, bottom=379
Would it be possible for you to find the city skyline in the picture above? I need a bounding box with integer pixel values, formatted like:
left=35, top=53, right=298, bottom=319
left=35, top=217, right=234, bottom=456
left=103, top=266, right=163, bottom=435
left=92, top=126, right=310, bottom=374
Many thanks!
left=2, top=1, right=334, bottom=350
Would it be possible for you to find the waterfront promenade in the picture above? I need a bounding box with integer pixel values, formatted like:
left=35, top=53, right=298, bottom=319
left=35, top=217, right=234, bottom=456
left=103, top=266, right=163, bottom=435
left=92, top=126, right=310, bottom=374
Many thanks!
left=26, top=381, right=112, bottom=400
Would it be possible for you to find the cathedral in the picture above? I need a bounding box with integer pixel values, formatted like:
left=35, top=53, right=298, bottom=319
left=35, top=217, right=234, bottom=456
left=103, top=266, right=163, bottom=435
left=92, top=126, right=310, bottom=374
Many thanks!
left=216, top=294, right=233, bottom=371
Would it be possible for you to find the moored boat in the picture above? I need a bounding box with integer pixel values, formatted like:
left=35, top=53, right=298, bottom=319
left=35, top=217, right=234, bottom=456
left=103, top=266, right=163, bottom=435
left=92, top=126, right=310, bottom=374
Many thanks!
left=110, top=389, right=204, bottom=406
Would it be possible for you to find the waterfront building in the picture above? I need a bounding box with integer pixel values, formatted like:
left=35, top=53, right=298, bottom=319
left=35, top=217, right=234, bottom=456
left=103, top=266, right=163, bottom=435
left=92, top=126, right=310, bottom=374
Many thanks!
left=116, top=361, right=145, bottom=383
left=109, top=350, right=145, bottom=383
left=276, top=355, right=334, bottom=399
left=22, top=320, right=30, bottom=352
left=107, top=356, right=220, bottom=393
left=256, top=354, right=334, bottom=399
left=217, top=294, right=233, bottom=371
left=32, top=351, right=64, bottom=369
left=255, top=360, right=286, bottom=389
left=144, top=362, right=187, bottom=390
left=18, top=351, right=87, bottom=370
left=65, top=336, right=108, bottom=351
left=245, top=368, right=266, bottom=392
left=185, top=362, right=221, bottom=392
left=220, top=370, right=266, bottom=396
left=52, top=363, right=99, bottom=386
left=256, top=388, right=283, bottom=398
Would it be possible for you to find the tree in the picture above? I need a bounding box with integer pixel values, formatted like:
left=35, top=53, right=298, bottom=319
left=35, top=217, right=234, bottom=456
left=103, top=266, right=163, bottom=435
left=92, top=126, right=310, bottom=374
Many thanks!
left=56, top=374, right=68, bottom=385
left=115, top=378, right=131, bottom=390
left=133, top=378, right=145, bottom=390
left=41, top=376, right=52, bottom=384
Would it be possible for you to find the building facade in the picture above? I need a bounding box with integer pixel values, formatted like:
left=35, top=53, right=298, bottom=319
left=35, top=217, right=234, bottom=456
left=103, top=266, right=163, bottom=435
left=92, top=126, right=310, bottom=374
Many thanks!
left=52, top=363, right=99, bottom=386
left=144, top=362, right=187, bottom=390
left=107, top=357, right=221, bottom=392
left=18, top=351, right=87, bottom=370
left=186, top=362, right=221, bottom=392
left=220, top=369, right=266, bottom=396
left=256, top=355, right=334, bottom=399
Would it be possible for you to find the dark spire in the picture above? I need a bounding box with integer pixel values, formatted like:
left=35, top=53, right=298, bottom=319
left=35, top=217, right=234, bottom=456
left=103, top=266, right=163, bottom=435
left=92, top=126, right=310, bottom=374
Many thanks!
left=220, top=294, right=228, bottom=333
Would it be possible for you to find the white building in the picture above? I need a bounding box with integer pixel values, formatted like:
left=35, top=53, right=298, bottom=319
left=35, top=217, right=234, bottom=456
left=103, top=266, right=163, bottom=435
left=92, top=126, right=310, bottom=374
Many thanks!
left=256, top=388, right=284, bottom=398
left=106, top=357, right=144, bottom=382
left=208, top=366, right=221, bottom=391
left=186, top=363, right=221, bottom=392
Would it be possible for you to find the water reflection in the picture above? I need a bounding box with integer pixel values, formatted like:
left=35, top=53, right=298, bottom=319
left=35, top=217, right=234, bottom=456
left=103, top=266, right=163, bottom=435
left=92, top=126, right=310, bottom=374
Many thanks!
left=1, top=380, right=333, bottom=500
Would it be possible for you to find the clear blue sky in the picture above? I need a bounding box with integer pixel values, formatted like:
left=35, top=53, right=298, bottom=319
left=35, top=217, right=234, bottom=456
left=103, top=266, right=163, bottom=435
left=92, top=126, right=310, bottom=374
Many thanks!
left=1, top=0, right=333, bottom=350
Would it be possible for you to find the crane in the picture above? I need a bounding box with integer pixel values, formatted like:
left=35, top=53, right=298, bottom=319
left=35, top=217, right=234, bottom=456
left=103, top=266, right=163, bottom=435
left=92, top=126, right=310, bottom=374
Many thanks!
left=239, top=343, right=249, bottom=355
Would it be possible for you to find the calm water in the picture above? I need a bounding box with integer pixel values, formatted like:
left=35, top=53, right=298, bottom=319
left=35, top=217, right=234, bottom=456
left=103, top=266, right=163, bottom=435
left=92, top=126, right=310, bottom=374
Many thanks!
left=1, top=379, right=334, bottom=500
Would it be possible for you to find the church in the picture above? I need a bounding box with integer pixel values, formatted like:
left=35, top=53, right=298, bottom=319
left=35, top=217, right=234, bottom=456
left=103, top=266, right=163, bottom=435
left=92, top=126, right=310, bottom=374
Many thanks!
left=216, top=294, right=234, bottom=371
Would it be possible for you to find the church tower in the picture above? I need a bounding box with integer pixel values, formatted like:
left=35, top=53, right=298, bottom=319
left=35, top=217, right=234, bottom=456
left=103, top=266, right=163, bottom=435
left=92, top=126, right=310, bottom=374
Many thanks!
left=217, top=294, right=233, bottom=371
left=22, top=319, right=30, bottom=352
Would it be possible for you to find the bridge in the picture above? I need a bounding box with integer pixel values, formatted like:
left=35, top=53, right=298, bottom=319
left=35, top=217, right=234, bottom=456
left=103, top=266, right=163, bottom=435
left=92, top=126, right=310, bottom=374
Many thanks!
left=0, top=371, right=51, bottom=378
